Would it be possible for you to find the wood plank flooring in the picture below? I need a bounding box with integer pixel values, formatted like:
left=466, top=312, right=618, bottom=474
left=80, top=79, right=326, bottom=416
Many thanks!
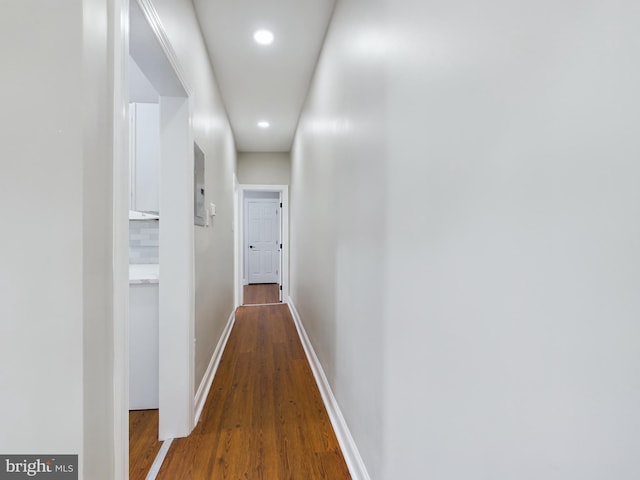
left=129, top=409, right=162, bottom=480
left=156, top=304, right=351, bottom=479
left=243, top=283, right=281, bottom=305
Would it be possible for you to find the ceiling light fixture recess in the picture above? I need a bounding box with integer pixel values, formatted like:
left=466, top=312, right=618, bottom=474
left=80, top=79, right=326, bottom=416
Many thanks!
left=258, top=121, right=270, bottom=128
left=253, top=29, right=274, bottom=45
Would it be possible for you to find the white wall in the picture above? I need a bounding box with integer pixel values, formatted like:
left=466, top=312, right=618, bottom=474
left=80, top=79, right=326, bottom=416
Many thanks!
left=150, top=0, right=237, bottom=391
left=291, top=0, right=640, bottom=479
left=385, top=1, right=640, bottom=478
left=0, top=0, right=84, bottom=452
left=237, top=152, right=290, bottom=185
left=290, top=0, right=387, bottom=475
left=0, top=1, right=115, bottom=478
left=83, top=0, right=119, bottom=476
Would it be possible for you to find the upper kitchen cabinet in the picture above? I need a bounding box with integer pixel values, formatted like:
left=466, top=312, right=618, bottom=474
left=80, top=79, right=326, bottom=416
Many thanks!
left=130, top=102, right=160, bottom=214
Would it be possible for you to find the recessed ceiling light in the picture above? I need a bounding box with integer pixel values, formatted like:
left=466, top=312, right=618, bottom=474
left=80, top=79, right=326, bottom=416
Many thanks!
left=254, top=29, right=274, bottom=45
left=258, top=121, right=270, bottom=128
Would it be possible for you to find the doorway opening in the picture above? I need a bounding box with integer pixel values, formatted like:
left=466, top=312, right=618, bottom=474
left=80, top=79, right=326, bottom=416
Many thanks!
left=235, top=185, right=289, bottom=307
left=118, top=0, right=196, bottom=478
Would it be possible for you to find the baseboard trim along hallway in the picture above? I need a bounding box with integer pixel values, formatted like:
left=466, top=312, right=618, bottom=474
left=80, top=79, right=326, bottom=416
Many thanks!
left=154, top=303, right=350, bottom=478
left=194, top=310, right=237, bottom=426
left=145, top=438, right=172, bottom=480
left=288, top=300, right=372, bottom=480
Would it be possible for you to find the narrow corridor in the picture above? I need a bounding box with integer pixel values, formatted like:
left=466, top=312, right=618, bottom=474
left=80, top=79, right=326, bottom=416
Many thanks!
left=155, top=304, right=350, bottom=479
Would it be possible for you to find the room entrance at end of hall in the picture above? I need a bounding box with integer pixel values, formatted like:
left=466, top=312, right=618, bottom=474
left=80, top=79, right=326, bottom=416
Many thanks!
left=240, top=189, right=286, bottom=305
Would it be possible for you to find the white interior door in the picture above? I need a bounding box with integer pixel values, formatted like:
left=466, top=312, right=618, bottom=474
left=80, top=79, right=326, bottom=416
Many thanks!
left=247, top=199, right=280, bottom=284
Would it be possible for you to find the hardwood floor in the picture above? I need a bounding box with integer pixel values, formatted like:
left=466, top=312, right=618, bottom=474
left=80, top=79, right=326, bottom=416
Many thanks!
left=243, top=283, right=281, bottom=305
left=129, top=409, right=162, bottom=480
left=156, top=304, right=351, bottom=479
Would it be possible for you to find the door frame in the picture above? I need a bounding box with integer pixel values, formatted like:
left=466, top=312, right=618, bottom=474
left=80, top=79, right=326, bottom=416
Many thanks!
left=235, top=185, right=289, bottom=307
left=113, top=0, right=196, bottom=475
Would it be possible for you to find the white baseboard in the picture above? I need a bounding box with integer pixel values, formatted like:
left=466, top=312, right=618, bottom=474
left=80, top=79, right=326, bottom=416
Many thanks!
left=287, top=300, right=371, bottom=480
left=145, top=438, right=173, bottom=480
left=194, top=309, right=236, bottom=426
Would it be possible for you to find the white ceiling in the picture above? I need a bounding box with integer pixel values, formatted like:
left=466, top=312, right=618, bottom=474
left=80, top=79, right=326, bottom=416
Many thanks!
left=192, top=0, right=337, bottom=152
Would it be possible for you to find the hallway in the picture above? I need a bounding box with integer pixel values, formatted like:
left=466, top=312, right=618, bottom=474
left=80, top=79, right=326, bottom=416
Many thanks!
left=5, top=0, right=640, bottom=478
left=155, top=304, right=350, bottom=479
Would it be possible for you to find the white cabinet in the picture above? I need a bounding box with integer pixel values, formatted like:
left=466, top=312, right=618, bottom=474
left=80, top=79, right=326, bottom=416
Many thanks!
left=129, top=282, right=159, bottom=410
left=129, top=103, right=160, bottom=213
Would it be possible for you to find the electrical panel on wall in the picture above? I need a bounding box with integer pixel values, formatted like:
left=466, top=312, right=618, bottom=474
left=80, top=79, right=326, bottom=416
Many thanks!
left=194, top=143, right=206, bottom=226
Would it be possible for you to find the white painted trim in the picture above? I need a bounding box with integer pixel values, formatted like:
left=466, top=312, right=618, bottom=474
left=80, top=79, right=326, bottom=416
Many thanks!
left=287, top=300, right=371, bottom=480
left=135, top=0, right=192, bottom=96
left=232, top=174, right=241, bottom=308
left=112, top=0, right=131, bottom=478
left=235, top=185, right=289, bottom=308
left=145, top=437, right=173, bottom=480
left=158, top=95, right=194, bottom=440
left=194, top=310, right=237, bottom=425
